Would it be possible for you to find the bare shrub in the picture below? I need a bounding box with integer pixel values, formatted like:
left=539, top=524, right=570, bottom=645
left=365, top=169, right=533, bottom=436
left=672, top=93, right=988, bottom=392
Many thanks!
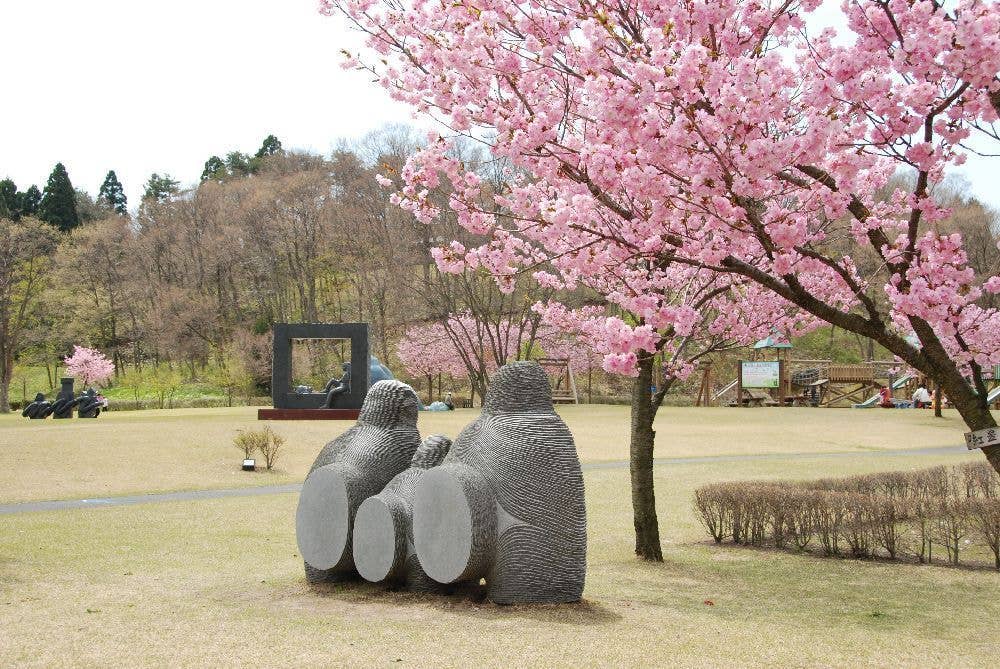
left=814, top=492, right=846, bottom=556
left=841, top=494, right=874, bottom=558
left=967, top=498, right=1000, bottom=570
left=692, top=463, right=1000, bottom=570
left=785, top=490, right=818, bottom=551
left=933, top=498, right=969, bottom=566
left=257, top=425, right=285, bottom=470
left=870, top=496, right=906, bottom=559
left=961, top=462, right=999, bottom=499
left=694, top=485, right=730, bottom=544
left=233, top=429, right=262, bottom=460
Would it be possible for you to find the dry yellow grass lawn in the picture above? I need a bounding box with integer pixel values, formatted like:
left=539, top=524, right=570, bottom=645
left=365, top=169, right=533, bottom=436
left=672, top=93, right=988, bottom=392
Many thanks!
left=1, top=450, right=996, bottom=668
left=0, top=405, right=984, bottom=503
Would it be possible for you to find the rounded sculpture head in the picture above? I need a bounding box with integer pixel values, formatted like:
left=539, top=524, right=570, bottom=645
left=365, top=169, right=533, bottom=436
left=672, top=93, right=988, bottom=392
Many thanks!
left=483, top=361, right=553, bottom=414
left=410, top=434, right=452, bottom=469
left=359, top=380, right=420, bottom=427
left=34, top=392, right=45, bottom=402
left=342, top=362, right=351, bottom=373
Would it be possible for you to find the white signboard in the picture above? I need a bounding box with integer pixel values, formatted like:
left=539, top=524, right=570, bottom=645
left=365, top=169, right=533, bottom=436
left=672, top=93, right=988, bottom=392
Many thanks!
left=965, top=428, right=1000, bottom=450
left=741, top=361, right=780, bottom=389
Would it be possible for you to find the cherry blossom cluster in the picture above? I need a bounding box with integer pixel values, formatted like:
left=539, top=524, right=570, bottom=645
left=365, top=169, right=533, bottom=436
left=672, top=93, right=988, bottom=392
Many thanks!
left=325, top=0, right=1000, bottom=382
left=64, top=345, right=115, bottom=388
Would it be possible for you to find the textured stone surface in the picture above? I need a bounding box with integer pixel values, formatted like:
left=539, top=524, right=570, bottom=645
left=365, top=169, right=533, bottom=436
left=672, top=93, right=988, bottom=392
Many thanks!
left=296, top=380, right=421, bottom=582
left=353, top=434, right=452, bottom=590
left=412, top=361, right=587, bottom=603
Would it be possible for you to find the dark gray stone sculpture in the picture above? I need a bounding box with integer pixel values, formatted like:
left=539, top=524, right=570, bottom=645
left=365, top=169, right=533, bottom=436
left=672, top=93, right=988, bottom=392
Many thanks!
left=411, top=361, right=587, bottom=603
left=22, top=393, right=53, bottom=419
left=321, top=362, right=352, bottom=409
left=272, top=323, right=369, bottom=410
left=51, top=378, right=78, bottom=419
left=296, top=380, right=421, bottom=583
left=77, top=388, right=102, bottom=418
left=352, top=434, right=452, bottom=590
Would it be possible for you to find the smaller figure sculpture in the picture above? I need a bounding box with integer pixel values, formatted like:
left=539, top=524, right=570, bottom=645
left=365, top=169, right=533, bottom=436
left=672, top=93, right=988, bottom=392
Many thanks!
left=444, top=392, right=455, bottom=411
left=353, top=434, right=453, bottom=590
left=77, top=388, right=103, bottom=418
left=321, top=362, right=352, bottom=409
left=21, top=393, right=54, bottom=419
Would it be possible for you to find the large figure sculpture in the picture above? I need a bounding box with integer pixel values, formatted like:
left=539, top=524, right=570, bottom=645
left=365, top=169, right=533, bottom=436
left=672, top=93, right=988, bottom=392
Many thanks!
left=321, top=362, right=352, bottom=409
left=352, top=435, right=453, bottom=590
left=411, top=361, right=587, bottom=603
left=296, top=380, right=421, bottom=582
left=21, top=393, right=54, bottom=419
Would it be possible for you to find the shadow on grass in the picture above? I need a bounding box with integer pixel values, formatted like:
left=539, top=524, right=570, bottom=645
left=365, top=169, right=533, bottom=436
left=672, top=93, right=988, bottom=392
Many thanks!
left=284, top=578, right=621, bottom=625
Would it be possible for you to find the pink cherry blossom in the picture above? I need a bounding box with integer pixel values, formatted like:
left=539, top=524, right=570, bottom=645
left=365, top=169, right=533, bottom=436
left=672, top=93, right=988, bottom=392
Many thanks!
left=64, top=345, right=115, bottom=388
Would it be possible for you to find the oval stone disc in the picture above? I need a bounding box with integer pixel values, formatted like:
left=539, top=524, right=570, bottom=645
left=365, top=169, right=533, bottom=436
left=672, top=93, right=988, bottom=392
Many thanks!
left=353, top=497, right=400, bottom=583
left=412, top=468, right=473, bottom=584
left=296, top=464, right=350, bottom=571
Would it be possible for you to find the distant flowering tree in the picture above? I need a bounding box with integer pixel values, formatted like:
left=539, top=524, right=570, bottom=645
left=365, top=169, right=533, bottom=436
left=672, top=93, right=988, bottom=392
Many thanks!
left=396, top=320, right=468, bottom=400
left=64, top=346, right=115, bottom=388
left=324, top=0, right=1000, bottom=481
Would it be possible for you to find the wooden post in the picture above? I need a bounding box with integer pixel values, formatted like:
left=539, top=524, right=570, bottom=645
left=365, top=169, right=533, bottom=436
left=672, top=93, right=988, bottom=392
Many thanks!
left=736, top=361, right=744, bottom=407
left=778, top=359, right=786, bottom=405
left=696, top=363, right=713, bottom=407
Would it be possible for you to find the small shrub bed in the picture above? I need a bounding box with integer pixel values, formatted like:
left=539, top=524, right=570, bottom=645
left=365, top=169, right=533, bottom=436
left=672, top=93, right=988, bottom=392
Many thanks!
left=694, top=463, right=1000, bottom=569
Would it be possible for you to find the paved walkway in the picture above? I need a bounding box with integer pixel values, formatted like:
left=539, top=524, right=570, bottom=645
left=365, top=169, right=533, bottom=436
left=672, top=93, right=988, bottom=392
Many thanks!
left=0, top=445, right=967, bottom=516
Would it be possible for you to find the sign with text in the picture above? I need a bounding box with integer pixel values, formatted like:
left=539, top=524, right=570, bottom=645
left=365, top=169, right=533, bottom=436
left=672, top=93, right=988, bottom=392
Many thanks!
left=965, top=428, right=1000, bottom=450
left=741, top=361, right=780, bottom=389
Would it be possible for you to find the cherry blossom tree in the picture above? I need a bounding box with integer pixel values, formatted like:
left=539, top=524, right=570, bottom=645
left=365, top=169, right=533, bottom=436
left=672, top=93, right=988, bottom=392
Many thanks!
left=324, top=0, right=1000, bottom=481
left=396, top=320, right=468, bottom=401
left=64, top=345, right=115, bottom=388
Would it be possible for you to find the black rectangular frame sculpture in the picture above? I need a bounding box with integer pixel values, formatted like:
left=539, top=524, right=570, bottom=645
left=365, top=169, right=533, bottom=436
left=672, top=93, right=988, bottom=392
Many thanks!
left=270, top=323, right=370, bottom=411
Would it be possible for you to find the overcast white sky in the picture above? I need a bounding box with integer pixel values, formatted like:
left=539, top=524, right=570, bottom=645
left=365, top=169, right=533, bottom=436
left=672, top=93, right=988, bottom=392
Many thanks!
left=1, top=1, right=997, bottom=212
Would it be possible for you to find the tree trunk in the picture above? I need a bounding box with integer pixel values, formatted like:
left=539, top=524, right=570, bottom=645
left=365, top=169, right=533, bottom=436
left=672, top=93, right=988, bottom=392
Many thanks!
left=934, top=384, right=943, bottom=418
left=0, top=348, right=12, bottom=413
left=630, top=351, right=663, bottom=561
left=932, top=360, right=1000, bottom=472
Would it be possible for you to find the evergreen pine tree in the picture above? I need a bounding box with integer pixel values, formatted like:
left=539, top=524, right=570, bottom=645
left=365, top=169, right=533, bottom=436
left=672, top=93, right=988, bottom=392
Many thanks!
left=225, top=151, right=253, bottom=177
left=200, top=156, right=226, bottom=182
left=0, top=179, right=17, bottom=219
left=142, top=173, right=180, bottom=203
left=17, top=186, right=41, bottom=217
left=255, top=135, right=283, bottom=159
left=97, top=170, right=128, bottom=215
left=39, top=163, right=80, bottom=232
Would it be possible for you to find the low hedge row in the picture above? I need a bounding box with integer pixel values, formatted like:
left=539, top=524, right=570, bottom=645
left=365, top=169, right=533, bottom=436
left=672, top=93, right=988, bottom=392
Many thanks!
left=694, top=463, right=1000, bottom=569
left=9, top=397, right=271, bottom=412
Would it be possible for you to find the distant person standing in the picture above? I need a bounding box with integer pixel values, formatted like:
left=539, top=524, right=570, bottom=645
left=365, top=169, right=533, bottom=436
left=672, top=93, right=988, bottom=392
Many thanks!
left=879, top=385, right=894, bottom=408
left=911, top=384, right=932, bottom=409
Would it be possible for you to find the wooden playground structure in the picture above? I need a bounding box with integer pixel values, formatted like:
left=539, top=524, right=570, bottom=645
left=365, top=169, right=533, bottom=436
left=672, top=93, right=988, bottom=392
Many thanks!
left=535, top=357, right=579, bottom=404
left=702, top=360, right=1000, bottom=408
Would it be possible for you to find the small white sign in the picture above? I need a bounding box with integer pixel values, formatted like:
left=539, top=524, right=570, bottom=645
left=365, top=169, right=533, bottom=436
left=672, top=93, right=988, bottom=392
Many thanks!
left=965, top=428, right=1000, bottom=450
left=742, top=361, right=780, bottom=389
